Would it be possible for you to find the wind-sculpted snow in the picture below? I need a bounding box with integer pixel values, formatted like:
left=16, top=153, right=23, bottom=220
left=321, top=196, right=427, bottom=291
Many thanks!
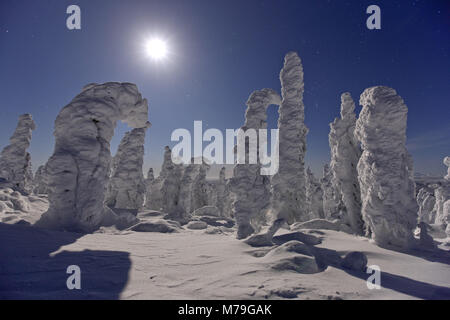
left=329, top=93, right=363, bottom=234
left=0, top=114, right=36, bottom=194
left=271, top=52, right=308, bottom=224
left=36, top=82, right=150, bottom=232
left=106, top=126, right=149, bottom=211
left=356, top=86, right=418, bottom=248
left=306, top=167, right=324, bottom=220
left=33, top=164, right=50, bottom=195
left=230, top=88, right=281, bottom=239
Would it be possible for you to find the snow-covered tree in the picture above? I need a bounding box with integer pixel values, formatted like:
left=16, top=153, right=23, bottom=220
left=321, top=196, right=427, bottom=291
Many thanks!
left=320, top=164, right=341, bottom=220
left=356, top=86, right=418, bottom=248
left=36, top=82, right=149, bottom=232
left=33, top=164, right=50, bottom=195
left=215, top=167, right=230, bottom=217
left=230, top=89, right=280, bottom=239
left=416, top=186, right=436, bottom=224
left=177, top=160, right=198, bottom=218
left=306, top=167, right=324, bottom=219
left=160, top=146, right=183, bottom=214
left=433, top=156, right=449, bottom=235
left=105, top=127, right=148, bottom=211
left=271, top=52, right=309, bottom=224
left=0, top=114, right=36, bottom=194
left=191, top=160, right=210, bottom=211
left=329, top=93, right=363, bottom=234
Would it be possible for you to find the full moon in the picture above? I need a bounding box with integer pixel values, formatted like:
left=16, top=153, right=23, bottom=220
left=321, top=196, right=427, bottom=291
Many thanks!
left=145, top=38, right=168, bottom=60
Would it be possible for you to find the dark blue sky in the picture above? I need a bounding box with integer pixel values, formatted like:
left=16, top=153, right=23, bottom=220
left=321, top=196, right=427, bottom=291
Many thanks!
left=0, top=0, right=449, bottom=177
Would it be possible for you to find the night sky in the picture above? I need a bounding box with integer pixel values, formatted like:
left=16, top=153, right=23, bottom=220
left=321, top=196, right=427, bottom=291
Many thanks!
left=0, top=0, right=449, bottom=177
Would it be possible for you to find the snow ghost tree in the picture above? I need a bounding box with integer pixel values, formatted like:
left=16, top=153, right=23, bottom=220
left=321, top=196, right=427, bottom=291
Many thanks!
left=445, top=157, right=450, bottom=181
left=33, top=164, right=50, bottom=195
left=356, top=86, right=418, bottom=248
left=160, top=146, right=183, bottom=215
left=230, top=88, right=281, bottom=239
left=416, top=186, right=436, bottom=224
left=191, top=160, right=211, bottom=212
left=271, top=52, right=309, bottom=224
left=320, top=164, right=341, bottom=220
left=144, top=167, right=154, bottom=205
left=105, top=126, right=150, bottom=211
left=215, top=167, right=230, bottom=217
left=146, top=168, right=154, bottom=185
left=144, top=167, right=163, bottom=211
left=329, top=93, right=363, bottom=234
left=176, top=159, right=199, bottom=219
left=144, top=147, right=180, bottom=212
left=0, top=114, right=36, bottom=194
left=433, top=157, right=450, bottom=235
left=36, top=82, right=150, bottom=232
left=306, top=167, right=324, bottom=220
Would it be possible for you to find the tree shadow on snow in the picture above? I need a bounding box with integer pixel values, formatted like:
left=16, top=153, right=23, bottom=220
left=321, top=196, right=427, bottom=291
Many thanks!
left=0, top=223, right=131, bottom=299
left=312, top=246, right=450, bottom=300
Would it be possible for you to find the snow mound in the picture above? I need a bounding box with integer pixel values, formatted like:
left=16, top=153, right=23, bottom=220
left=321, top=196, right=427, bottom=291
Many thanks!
left=197, top=216, right=235, bottom=228
left=0, top=188, right=48, bottom=225
left=128, top=219, right=180, bottom=233
left=266, top=240, right=313, bottom=257
left=193, top=206, right=220, bottom=217
left=290, top=218, right=354, bottom=234
left=272, top=231, right=322, bottom=246
left=270, top=254, right=321, bottom=274
left=186, top=221, right=208, bottom=230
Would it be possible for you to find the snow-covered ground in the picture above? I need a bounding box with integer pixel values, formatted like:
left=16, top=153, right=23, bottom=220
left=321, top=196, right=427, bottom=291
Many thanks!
left=1, top=196, right=449, bottom=300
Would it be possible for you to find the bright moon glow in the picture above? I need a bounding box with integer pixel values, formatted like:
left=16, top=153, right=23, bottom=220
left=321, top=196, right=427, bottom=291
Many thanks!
left=145, top=39, right=168, bottom=60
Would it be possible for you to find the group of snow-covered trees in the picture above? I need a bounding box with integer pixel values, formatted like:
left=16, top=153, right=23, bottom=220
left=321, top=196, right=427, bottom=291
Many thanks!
left=0, top=54, right=448, bottom=248
left=143, top=146, right=230, bottom=222
left=416, top=157, right=450, bottom=236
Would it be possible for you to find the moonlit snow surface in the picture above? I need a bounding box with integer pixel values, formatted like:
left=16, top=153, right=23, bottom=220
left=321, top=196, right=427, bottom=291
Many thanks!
left=0, top=207, right=449, bottom=299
